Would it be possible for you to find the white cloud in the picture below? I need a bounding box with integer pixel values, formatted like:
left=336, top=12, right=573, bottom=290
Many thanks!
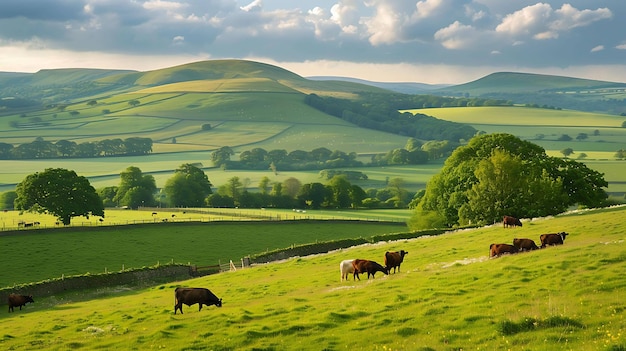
left=434, top=21, right=476, bottom=49
left=495, top=3, right=552, bottom=37
left=590, top=45, right=604, bottom=53
left=496, top=3, right=612, bottom=41
left=240, top=0, right=262, bottom=12
left=616, top=43, right=626, bottom=50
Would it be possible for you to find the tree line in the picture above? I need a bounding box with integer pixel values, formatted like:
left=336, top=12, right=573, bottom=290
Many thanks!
left=211, top=139, right=457, bottom=173
left=0, top=137, right=153, bottom=159
left=304, top=93, right=479, bottom=142
left=4, top=163, right=414, bottom=225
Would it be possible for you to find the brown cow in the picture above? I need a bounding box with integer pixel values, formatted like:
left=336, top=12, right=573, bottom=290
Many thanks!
left=489, top=243, right=518, bottom=258
left=174, top=287, right=222, bottom=314
left=384, top=250, right=408, bottom=274
left=540, top=232, right=569, bottom=248
left=513, top=238, right=539, bottom=252
left=8, top=294, right=34, bottom=313
left=503, top=215, right=522, bottom=228
left=352, top=259, right=388, bottom=280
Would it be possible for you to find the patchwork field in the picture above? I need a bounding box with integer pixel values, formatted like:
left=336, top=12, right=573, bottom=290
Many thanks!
left=1, top=206, right=624, bottom=350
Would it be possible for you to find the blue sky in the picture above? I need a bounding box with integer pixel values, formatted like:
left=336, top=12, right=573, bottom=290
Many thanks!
left=0, top=0, right=624, bottom=84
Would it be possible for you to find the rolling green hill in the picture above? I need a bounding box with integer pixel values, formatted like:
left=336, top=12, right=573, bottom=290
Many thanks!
left=436, top=72, right=626, bottom=114
left=0, top=206, right=624, bottom=350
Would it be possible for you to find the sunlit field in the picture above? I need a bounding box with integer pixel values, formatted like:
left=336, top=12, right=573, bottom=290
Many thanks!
left=1, top=206, right=624, bottom=350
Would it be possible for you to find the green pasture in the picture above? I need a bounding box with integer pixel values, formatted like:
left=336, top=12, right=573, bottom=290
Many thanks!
left=0, top=217, right=406, bottom=288
left=0, top=206, right=624, bottom=350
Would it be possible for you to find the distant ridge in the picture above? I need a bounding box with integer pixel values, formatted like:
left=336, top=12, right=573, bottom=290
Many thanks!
left=439, top=71, right=626, bottom=95
left=308, top=76, right=450, bottom=94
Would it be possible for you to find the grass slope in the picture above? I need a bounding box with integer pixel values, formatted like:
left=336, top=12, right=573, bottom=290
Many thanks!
left=440, top=71, right=624, bottom=95
left=1, top=206, right=625, bottom=350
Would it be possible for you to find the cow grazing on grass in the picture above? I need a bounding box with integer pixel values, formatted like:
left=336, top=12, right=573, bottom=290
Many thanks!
left=174, top=287, right=222, bottom=314
left=340, top=259, right=355, bottom=281
left=384, top=250, right=408, bottom=274
left=8, top=294, right=34, bottom=313
left=503, top=215, right=522, bottom=228
left=513, top=238, right=539, bottom=252
left=540, top=232, right=569, bottom=248
left=352, top=259, right=388, bottom=280
left=489, top=243, right=518, bottom=258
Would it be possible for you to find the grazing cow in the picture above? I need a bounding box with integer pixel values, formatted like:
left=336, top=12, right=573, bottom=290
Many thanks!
left=174, top=287, right=222, bottom=314
left=384, top=250, right=408, bottom=274
left=513, top=238, right=539, bottom=252
left=540, top=232, right=569, bottom=248
left=352, top=259, right=388, bottom=280
left=8, top=294, right=34, bottom=313
left=503, top=215, right=522, bottom=228
left=489, top=243, right=518, bottom=258
left=340, top=259, right=355, bottom=281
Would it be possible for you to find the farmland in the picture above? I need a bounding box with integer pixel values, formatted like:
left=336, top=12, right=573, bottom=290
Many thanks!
left=0, top=206, right=624, bottom=350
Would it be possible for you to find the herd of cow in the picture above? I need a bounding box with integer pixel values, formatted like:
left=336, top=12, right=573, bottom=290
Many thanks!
left=7, top=215, right=570, bottom=315
left=340, top=249, right=408, bottom=281
left=490, top=215, right=569, bottom=258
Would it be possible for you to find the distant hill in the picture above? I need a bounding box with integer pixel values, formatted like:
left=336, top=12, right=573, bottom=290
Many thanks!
left=307, top=76, right=450, bottom=94
left=436, top=72, right=626, bottom=114
left=439, top=72, right=625, bottom=95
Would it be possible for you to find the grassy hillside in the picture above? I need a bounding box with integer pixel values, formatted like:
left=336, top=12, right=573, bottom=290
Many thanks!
left=436, top=72, right=626, bottom=114
left=1, top=206, right=624, bottom=350
left=439, top=72, right=625, bottom=95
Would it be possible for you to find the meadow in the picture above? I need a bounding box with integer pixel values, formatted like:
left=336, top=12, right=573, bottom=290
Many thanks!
left=0, top=206, right=624, bottom=350
left=0, top=209, right=407, bottom=288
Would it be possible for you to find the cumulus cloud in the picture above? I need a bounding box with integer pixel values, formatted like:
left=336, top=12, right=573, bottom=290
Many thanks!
left=496, top=3, right=612, bottom=40
left=0, top=0, right=624, bottom=82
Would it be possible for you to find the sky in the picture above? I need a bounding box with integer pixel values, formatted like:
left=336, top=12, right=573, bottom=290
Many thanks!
left=1, top=0, right=625, bottom=84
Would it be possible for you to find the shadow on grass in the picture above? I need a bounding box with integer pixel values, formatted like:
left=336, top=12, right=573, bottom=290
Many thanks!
left=497, top=316, right=584, bottom=335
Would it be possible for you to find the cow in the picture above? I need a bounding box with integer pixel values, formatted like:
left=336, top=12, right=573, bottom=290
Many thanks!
left=540, top=232, right=569, bottom=248
left=352, top=259, right=388, bottom=280
left=340, top=259, right=355, bottom=281
left=384, top=250, right=408, bottom=274
left=513, top=238, right=539, bottom=252
left=8, top=294, right=34, bottom=313
left=174, top=287, right=222, bottom=314
left=503, top=215, right=522, bottom=228
left=489, top=243, right=518, bottom=258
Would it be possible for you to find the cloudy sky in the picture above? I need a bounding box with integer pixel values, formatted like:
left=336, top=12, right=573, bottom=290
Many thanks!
left=1, top=0, right=624, bottom=84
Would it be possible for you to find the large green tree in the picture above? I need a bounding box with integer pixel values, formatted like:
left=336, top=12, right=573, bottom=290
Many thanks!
left=163, top=164, right=213, bottom=207
left=409, top=133, right=608, bottom=229
left=114, top=166, right=157, bottom=208
left=15, top=168, right=104, bottom=225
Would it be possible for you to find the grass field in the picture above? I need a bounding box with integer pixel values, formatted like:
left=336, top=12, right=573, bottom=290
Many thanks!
left=0, top=208, right=408, bottom=287
left=0, top=206, right=624, bottom=350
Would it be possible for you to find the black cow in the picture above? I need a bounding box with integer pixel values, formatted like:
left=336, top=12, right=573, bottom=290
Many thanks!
left=540, top=232, right=569, bottom=248
left=174, top=287, right=222, bottom=314
left=513, top=238, right=539, bottom=251
left=384, top=250, right=408, bottom=274
left=503, top=215, right=522, bottom=228
left=8, top=294, right=34, bottom=312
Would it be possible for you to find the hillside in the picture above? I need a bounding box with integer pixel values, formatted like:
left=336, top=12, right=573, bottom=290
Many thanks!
left=436, top=72, right=626, bottom=114
left=0, top=206, right=624, bottom=350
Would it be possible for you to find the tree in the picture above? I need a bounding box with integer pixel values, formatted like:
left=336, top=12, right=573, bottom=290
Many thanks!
left=114, top=166, right=156, bottom=208
left=163, top=164, right=213, bottom=207
left=211, top=146, right=234, bottom=167
left=128, top=100, right=140, bottom=107
left=297, top=183, right=329, bottom=209
left=15, top=168, right=104, bottom=225
left=282, top=177, right=302, bottom=198
left=218, top=176, right=244, bottom=205
left=258, top=176, right=271, bottom=195
left=615, top=149, right=626, bottom=160
left=327, top=175, right=352, bottom=208
left=410, top=133, right=607, bottom=229
left=560, top=148, right=574, bottom=157
left=0, top=191, right=17, bottom=210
